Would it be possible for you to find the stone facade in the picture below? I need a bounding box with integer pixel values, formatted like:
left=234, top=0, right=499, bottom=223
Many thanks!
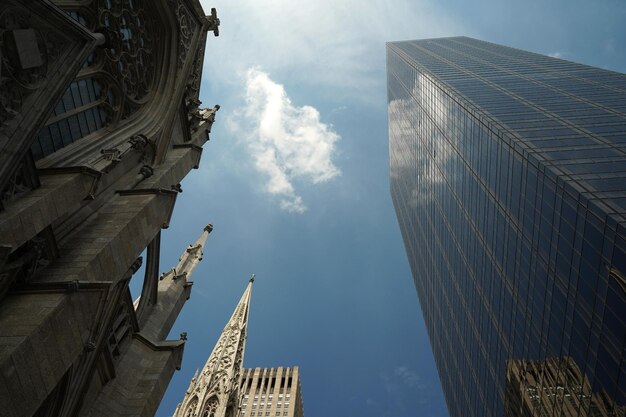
left=0, top=0, right=220, bottom=416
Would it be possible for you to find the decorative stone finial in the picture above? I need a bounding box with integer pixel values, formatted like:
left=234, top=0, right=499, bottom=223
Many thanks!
left=204, top=224, right=214, bottom=233
left=207, top=8, right=220, bottom=36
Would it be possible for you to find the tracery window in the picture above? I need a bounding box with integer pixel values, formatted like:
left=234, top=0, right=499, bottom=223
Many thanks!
left=31, top=0, right=155, bottom=161
left=202, top=397, right=218, bottom=417
left=184, top=397, right=198, bottom=417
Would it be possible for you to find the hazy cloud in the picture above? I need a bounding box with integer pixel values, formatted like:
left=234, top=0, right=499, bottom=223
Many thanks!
left=232, top=68, right=341, bottom=213
left=548, top=51, right=564, bottom=58
left=199, top=0, right=465, bottom=100
left=389, top=72, right=453, bottom=207
left=394, top=366, right=425, bottom=389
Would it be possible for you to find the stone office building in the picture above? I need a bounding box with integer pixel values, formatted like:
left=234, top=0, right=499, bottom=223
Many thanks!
left=0, top=0, right=220, bottom=416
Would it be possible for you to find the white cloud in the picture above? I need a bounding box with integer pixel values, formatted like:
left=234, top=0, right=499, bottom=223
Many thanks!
left=548, top=51, right=564, bottom=58
left=231, top=68, right=341, bottom=213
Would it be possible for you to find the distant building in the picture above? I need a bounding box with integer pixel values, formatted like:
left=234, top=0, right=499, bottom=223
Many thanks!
left=387, top=36, right=626, bottom=416
left=240, top=368, right=305, bottom=417
left=0, top=0, right=220, bottom=416
left=506, top=357, right=626, bottom=417
left=172, top=278, right=306, bottom=417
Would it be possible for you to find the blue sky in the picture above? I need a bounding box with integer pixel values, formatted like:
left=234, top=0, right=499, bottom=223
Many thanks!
left=146, top=1, right=626, bottom=416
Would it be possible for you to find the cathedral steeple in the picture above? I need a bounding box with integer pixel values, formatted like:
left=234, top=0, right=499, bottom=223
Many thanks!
left=173, top=277, right=254, bottom=417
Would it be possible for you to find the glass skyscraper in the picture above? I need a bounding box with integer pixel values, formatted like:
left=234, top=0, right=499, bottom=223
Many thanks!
left=387, top=37, right=625, bottom=417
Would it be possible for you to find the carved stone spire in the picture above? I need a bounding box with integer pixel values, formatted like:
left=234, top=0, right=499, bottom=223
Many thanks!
left=140, top=224, right=213, bottom=341
left=173, top=277, right=254, bottom=417
left=173, top=224, right=213, bottom=281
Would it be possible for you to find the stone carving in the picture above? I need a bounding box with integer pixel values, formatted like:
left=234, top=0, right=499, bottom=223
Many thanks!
left=0, top=151, right=39, bottom=209
left=0, top=4, right=64, bottom=127
left=202, top=397, right=218, bottom=417
left=0, top=227, right=58, bottom=295
left=172, top=0, right=198, bottom=68
left=138, top=164, right=154, bottom=178
left=89, top=133, right=151, bottom=172
left=61, top=0, right=155, bottom=121
left=202, top=105, right=220, bottom=125
left=184, top=397, right=198, bottom=417
left=206, top=8, right=220, bottom=37
left=95, top=0, right=155, bottom=108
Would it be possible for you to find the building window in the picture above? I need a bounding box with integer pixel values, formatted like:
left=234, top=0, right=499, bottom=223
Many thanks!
left=31, top=78, right=117, bottom=160
left=32, top=0, right=155, bottom=161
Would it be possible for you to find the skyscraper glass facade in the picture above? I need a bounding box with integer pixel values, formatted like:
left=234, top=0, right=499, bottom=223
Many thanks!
left=387, top=37, right=626, bottom=417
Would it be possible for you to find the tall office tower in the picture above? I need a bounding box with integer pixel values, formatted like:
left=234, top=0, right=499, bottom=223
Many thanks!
left=239, top=367, right=305, bottom=417
left=387, top=37, right=626, bottom=417
left=172, top=278, right=254, bottom=417
left=0, top=0, right=221, bottom=416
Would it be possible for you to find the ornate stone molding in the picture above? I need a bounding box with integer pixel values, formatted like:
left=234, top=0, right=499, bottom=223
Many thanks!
left=0, top=0, right=96, bottom=195
left=0, top=6, right=63, bottom=127
left=88, top=134, right=154, bottom=172
left=0, top=150, right=40, bottom=210
left=205, top=8, right=220, bottom=37
left=170, top=0, right=199, bottom=68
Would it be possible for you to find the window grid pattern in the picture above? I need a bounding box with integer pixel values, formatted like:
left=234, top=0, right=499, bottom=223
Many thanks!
left=31, top=79, right=109, bottom=160
left=239, top=368, right=304, bottom=417
left=387, top=37, right=626, bottom=417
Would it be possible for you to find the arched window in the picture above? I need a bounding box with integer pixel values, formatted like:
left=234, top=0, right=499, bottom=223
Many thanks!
left=31, top=77, right=119, bottom=160
left=184, top=397, right=198, bottom=417
left=31, top=0, right=155, bottom=161
left=201, top=397, right=218, bottom=417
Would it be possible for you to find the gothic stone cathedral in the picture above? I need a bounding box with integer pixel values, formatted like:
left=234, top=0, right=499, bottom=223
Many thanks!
left=0, top=0, right=220, bottom=416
